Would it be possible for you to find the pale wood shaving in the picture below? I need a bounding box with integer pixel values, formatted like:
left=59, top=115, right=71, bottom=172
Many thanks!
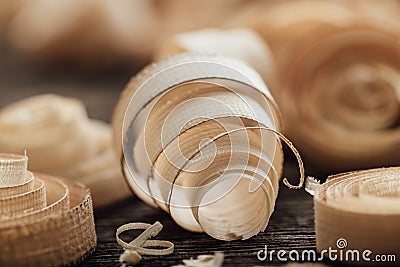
left=172, top=252, right=224, bottom=267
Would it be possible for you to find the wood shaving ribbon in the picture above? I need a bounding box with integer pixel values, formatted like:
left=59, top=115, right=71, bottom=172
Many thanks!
left=116, top=221, right=174, bottom=256
left=0, top=153, right=96, bottom=266
left=311, top=167, right=400, bottom=265
left=113, top=53, right=304, bottom=241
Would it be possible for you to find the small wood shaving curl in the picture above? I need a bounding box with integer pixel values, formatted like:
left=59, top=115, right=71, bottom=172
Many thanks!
left=119, top=250, right=141, bottom=267
left=172, top=252, right=224, bottom=267
left=116, top=221, right=174, bottom=266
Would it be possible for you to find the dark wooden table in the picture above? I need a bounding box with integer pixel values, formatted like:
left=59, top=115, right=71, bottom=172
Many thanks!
left=0, top=43, right=335, bottom=267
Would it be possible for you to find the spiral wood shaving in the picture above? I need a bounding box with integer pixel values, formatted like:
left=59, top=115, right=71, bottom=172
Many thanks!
left=0, top=94, right=131, bottom=207
left=229, top=0, right=400, bottom=171
left=278, top=24, right=400, bottom=171
left=0, top=153, right=96, bottom=266
left=312, top=167, right=400, bottom=265
left=113, top=53, right=304, bottom=241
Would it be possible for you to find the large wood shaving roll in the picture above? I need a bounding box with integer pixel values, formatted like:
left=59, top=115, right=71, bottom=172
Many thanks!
left=113, top=53, right=304, bottom=240
left=232, top=0, right=400, bottom=171
left=0, top=153, right=96, bottom=266
left=277, top=24, right=400, bottom=171
left=313, top=167, right=400, bottom=265
left=0, top=94, right=131, bottom=207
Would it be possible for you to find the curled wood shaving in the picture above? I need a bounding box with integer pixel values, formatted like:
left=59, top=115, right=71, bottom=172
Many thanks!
left=304, top=176, right=321, bottom=196
left=0, top=94, right=131, bottom=208
left=116, top=221, right=174, bottom=266
left=0, top=153, right=96, bottom=266
left=113, top=53, right=305, bottom=240
left=314, top=167, right=400, bottom=264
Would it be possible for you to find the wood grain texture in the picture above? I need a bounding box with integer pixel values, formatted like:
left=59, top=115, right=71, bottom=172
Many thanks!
left=80, top=185, right=333, bottom=267
left=0, top=43, right=336, bottom=266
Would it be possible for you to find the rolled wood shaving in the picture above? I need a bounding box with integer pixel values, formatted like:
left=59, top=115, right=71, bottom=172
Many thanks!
left=0, top=153, right=96, bottom=266
left=0, top=177, right=45, bottom=217
left=312, top=167, right=400, bottom=265
left=0, top=94, right=96, bottom=172
left=234, top=1, right=400, bottom=171
left=278, top=25, right=400, bottom=171
left=0, top=94, right=131, bottom=208
left=112, top=53, right=304, bottom=240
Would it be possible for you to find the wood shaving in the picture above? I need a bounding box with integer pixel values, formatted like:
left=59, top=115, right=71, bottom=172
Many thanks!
left=112, top=53, right=304, bottom=241
left=119, top=250, right=141, bottom=267
left=116, top=221, right=174, bottom=266
left=172, top=252, right=224, bottom=267
left=314, top=167, right=400, bottom=264
left=0, top=94, right=131, bottom=207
